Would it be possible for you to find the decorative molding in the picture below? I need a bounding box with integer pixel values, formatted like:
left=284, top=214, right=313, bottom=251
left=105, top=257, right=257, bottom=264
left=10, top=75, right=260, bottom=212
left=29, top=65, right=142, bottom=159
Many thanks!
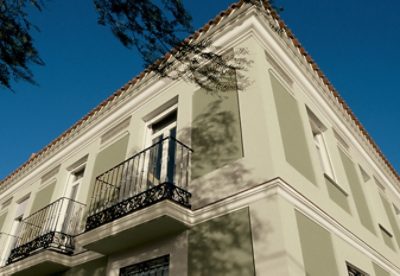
left=250, top=12, right=400, bottom=193
left=3, top=178, right=400, bottom=275
left=334, top=128, right=351, bottom=150
left=66, top=155, right=88, bottom=171
left=7, top=231, right=74, bottom=265
left=100, top=116, right=131, bottom=145
left=1, top=197, right=12, bottom=209
left=0, top=249, right=102, bottom=275
left=86, top=183, right=191, bottom=231
left=76, top=200, right=192, bottom=248
left=1, top=5, right=397, bottom=204
left=40, top=165, right=60, bottom=185
left=276, top=179, right=400, bottom=274
left=265, top=50, right=293, bottom=86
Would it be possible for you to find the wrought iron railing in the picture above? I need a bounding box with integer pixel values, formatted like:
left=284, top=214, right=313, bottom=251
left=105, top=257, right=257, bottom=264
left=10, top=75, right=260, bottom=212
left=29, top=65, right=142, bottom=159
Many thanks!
left=7, top=197, right=85, bottom=264
left=86, top=137, right=192, bottom=231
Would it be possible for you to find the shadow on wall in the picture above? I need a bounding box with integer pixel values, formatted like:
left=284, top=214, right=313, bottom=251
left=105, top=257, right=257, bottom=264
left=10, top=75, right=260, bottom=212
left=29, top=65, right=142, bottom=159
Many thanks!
left=179, top=70, right=276, bottom=275
left=179, top=81, right=263, bottom=208
left=188, top=207, right=273, bottom=276
left=190, top=98, right=240, bottom=178
left=54, top=256, right=107, bottom=276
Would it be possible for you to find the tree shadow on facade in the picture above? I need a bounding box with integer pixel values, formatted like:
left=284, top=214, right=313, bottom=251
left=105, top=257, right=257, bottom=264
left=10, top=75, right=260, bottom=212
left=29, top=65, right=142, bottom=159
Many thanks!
left=178, top=89, right=276, bottom=275
left=190, top=98, right=240, bottom=178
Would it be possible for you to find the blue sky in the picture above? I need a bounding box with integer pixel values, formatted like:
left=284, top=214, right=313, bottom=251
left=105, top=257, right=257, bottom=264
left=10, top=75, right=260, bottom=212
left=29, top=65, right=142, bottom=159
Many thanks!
left=0, top=0, right=399, bottom=180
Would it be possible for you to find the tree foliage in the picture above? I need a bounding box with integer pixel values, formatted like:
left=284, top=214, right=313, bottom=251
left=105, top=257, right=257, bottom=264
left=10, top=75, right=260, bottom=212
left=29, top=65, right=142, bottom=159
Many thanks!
left=94, top=0, right=251, bottom=92
left=0, top=0, right=44, bottom=91
left=0, top=0, right=284, bottom=92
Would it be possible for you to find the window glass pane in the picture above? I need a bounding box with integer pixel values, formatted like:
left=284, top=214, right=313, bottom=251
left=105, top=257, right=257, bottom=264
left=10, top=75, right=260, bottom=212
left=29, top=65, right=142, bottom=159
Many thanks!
left=120, top=255, right=169, bottom=276
left=347, top=263, right=369, bottom=276
left=73, top=168, right=85, bottom=181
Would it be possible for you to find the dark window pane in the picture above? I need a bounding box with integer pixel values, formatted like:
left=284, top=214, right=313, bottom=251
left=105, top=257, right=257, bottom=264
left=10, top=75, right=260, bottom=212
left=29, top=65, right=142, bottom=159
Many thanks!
left=120, top=255, right=169, bottom=276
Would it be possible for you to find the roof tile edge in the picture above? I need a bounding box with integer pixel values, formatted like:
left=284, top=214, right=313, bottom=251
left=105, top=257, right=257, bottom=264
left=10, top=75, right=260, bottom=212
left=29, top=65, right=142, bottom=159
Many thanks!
left=1, top=0, right=399, bottom=187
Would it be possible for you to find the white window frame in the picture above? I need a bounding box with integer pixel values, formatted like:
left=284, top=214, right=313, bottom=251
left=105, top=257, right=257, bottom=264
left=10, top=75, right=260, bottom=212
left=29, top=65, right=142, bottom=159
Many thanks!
left=308, top=112, right=336, bottom=181
left=143, top=105, right=178, bottom=185
left=63, top=164, right=86, bottom=201
left=144, top=104, right=178, bottom=147
left=346, top=262, right=369, bottom=276
left=106, top=233, right=187, bottom=276
left=56, top=164, right=86, bottom=234
left=1, top=195, right=30, bottom=266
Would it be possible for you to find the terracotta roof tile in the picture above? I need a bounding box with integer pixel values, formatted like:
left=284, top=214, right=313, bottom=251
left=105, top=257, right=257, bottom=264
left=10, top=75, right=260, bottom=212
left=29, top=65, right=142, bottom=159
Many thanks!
left=1, top=0, right=399, bottom=186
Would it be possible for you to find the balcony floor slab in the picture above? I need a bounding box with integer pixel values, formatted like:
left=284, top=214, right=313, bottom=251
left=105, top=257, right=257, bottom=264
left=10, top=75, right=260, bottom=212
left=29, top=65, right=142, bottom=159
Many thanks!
left=77, top=200, right=192, bottom=255
left=1, top=250, right=71, bottom=276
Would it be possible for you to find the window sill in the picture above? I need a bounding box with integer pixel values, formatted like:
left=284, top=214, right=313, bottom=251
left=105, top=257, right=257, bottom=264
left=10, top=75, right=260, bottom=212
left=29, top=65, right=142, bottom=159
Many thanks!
left=323, top=173, right=348, bottom=197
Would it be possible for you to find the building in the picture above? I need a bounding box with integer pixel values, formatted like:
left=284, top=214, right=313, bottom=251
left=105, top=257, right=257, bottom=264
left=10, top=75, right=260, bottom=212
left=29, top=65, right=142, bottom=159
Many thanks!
left=0, top=1, right=399, bottom=275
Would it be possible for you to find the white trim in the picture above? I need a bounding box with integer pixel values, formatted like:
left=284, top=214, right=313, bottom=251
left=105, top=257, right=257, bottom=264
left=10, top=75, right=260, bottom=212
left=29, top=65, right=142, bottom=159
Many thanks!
left=100, top=116, right=131, bottom=145
left=0, top=250, right=103, bottom=275
left=143, top=103, right=178, bottom=147
left=275, top=179, right=400, bottom=274
left=78, top=177, right=400, bottom=274
left=2, top=178, right=400, bottom=275
left=265, top=51, right=294, bottom=87
left=107, top=234, right=187, bottom=276
left=268, top=69, right=295, bottom=98
left=62, top=163, right=86, bottom=199
left=251, top=13, right=400, bottom=192
left=1, top=197, right=12, bottom=209
left=2, top=8, right=397, bottom=207
left=76, top=201, right=191, bottom=248
left=99, top=130, right=129, bottom=151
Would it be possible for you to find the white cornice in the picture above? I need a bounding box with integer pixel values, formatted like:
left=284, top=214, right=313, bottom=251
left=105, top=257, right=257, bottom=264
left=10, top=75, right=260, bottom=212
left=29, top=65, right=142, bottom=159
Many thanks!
left=1, top=5, right=398, bottom=207
left=246, top=12, right=400, bottom=195
left=0, top=250, right=103, bottom=275
left=1, top=178, right=399, bottom=275
left=0, top=5, right=255, bottom=197
left=199, top=178, right=400, bottom=274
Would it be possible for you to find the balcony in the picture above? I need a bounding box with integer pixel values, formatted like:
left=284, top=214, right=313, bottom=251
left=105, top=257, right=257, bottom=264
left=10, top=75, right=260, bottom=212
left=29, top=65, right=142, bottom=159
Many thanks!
left=80, top=137, right=192, bottom=254
left=7, top=197, right=85, bottom=265
left=0, top=233, right=18, bottom=267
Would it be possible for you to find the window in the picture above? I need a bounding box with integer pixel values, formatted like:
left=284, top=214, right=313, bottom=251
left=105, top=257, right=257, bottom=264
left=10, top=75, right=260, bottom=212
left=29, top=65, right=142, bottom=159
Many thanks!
left=347, top=263, right=369, bottom=276
left=0, top=196, right=30, bottom=265
left=308, top=110, right=335, bottom=180
left=66, top=166, right=85, bottom=200
left=146, top=108, right=177, bottom=185
left=394, top=204, right=400, bottom=216
left=358, top=166, right=370, bottom=183
left=120, top=255, right=169, bottom=276
left=60, top=166, right=85, bottom=232
left=379, top=224, right=395, bottom=249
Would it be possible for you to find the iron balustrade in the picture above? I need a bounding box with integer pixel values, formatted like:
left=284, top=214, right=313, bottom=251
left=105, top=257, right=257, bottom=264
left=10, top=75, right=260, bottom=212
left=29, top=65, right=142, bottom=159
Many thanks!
left=7, top=197, right=85, bottom=264
left=120, top=255, right=169, bottom=275
left=86, top=137, right=192, bottom=231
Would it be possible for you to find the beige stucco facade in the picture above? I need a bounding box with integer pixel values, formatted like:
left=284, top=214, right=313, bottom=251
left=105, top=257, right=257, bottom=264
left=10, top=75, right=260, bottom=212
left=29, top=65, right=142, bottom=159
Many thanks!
left=0, top=2, right=399, bottom=276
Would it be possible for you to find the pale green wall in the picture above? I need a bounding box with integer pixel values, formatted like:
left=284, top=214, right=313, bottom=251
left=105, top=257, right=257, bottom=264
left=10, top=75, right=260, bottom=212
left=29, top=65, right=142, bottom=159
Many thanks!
left=295, top=210, right=339, bottom=276
left=270, top=73, right=316, bottom=184
left=0, top=212, right=7, bottom=231
left=30, top=182, right=56, bottom=214
left=373, top=262, right=391, bottom=276
left=380, top=194, right=400, bottom=248
left=191, top=80, right=243, bottom=179
left=338, top=148, right=375, bottom=234
left=325, top=176, right=351, bottom=213
left=86, top=135, right=129, bottom=203
left=57, top=256, right=107, bottom=276
left=188, top=208, right=254, bottom=275
left=380, top=226, right=395, bottom=250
